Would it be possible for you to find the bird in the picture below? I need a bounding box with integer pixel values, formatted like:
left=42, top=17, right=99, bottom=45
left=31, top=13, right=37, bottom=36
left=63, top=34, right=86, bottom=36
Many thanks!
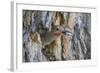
left=39, top=25, right=73, bottom=47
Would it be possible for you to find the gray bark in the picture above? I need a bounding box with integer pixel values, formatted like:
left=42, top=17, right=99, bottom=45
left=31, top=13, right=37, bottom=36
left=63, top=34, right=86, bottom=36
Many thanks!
left=23, top=10, right=91, bottom=62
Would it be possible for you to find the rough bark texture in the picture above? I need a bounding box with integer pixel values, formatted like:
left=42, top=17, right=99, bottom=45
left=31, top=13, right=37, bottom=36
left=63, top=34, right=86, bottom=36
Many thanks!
left=23, top=10, right=91, bottom=62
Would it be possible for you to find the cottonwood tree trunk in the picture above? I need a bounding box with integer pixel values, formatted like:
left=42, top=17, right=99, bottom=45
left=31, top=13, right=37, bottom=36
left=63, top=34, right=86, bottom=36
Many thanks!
left=23, top=10, right=91, bottom=62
